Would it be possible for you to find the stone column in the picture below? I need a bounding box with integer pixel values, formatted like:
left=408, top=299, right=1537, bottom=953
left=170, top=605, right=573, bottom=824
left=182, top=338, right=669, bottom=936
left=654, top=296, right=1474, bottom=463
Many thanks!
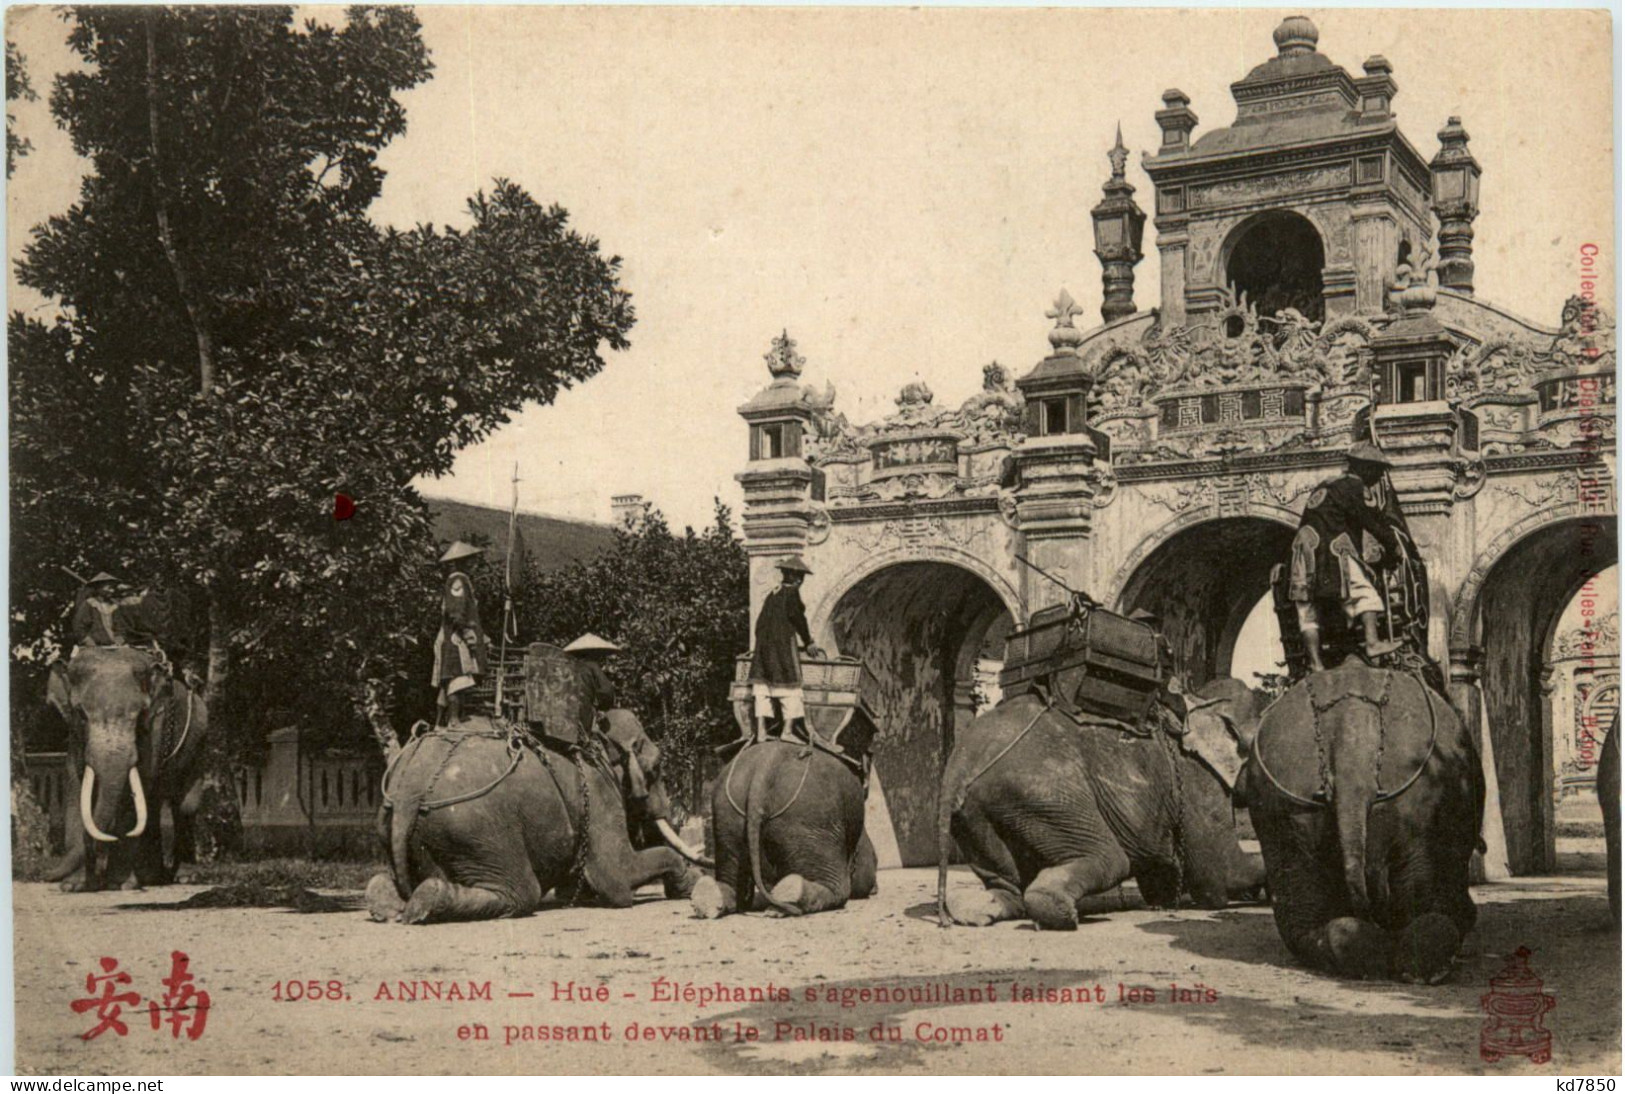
left=1451, top=646, right=1511, bottom=881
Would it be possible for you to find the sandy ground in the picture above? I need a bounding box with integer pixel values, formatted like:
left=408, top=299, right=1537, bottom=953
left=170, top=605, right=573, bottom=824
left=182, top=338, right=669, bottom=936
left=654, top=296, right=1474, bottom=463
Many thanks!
left=13, top=868, right=1620, bottom=1075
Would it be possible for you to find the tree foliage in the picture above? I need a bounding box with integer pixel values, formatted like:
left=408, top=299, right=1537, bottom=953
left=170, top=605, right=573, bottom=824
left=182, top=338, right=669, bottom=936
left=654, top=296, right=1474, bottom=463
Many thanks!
left=516, top=503, right=750, bottom=818
left=7, top=38, right=35, bottom=177
left=10, top=7, right=635, bottom=846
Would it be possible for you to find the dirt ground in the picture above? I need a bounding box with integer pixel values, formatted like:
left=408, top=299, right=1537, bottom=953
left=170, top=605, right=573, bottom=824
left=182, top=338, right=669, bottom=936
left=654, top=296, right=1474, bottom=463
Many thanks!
left=13, top=868, right=1620, bottom=1075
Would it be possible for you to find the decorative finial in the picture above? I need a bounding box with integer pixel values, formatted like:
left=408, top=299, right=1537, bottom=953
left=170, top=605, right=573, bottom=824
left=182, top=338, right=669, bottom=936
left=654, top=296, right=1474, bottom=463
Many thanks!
left=1046, top=289, right=1085, bottom=354
left=1108, top=123, right=1129, bottom=180
left=1390, top=246, right=1439, bottom=314
left=1273, top=15, right=1319, bottom=56
left=764, top=329, right=806, bottom=380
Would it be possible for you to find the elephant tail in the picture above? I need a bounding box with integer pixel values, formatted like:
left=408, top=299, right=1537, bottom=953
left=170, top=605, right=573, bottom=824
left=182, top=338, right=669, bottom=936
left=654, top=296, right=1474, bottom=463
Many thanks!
left=1332, top=718, right=1374, bottom=919
left=746, top=746, right=800, bottom=917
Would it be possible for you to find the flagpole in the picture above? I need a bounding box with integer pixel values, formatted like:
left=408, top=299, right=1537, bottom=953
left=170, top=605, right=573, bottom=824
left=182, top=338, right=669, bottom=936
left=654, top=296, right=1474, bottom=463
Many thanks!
left=495, top=461, right=520, bottom=714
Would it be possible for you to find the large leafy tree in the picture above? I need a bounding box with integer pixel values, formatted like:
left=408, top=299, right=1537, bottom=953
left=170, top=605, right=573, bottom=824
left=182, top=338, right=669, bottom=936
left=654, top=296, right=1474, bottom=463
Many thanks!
left=519, top=503, right=750, bottom=819
left=10, top=7, right=634, bottom=850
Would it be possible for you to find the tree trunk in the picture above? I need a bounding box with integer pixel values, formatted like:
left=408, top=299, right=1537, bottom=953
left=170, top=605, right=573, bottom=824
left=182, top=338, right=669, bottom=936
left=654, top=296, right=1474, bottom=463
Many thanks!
left=145, top=10, right=216, bottom=401
left=191, top=592, right=242, bottom=861
left=361, top=677, right=402, bottom=763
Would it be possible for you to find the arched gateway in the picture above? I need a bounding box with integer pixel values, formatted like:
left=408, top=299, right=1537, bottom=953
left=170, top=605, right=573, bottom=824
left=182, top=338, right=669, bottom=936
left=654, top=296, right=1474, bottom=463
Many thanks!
left=735, top=17, right=1617, bottom=872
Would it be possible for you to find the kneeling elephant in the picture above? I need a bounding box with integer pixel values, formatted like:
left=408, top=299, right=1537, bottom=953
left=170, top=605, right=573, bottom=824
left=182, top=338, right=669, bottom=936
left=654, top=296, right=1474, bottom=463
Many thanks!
left=937, top=677, right=1268, bottom=930
left=692, top=739, right=877, bottom=918
left=1243, top=664, right=1482, bottom=982
left=366, top=711, right=708, bottom=924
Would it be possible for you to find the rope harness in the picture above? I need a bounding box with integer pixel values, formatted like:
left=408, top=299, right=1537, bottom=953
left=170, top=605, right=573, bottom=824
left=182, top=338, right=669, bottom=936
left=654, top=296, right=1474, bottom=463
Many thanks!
left=722, top=741, right=814, bottom=820
left=1156, top=721, right=1187, bottom=907
left=380, top=718, right=612, bottom=903
left=1253, top=669, right=1438, bottom=810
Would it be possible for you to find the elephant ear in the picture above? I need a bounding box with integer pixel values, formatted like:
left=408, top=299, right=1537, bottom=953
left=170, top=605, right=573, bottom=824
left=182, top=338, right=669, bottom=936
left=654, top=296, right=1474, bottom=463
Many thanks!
left=45, top=661, right=72, bottom=721
left=1179, top=679, right=1265, bottom=791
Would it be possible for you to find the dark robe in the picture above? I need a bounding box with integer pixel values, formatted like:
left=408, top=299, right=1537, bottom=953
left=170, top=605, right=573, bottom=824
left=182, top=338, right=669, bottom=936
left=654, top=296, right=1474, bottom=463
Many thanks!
left=431, top=570, right=490, bottom=685
left=70, top=588, right=121, bottom=647
left=748, top=584, right=813, bottom=686
left=1290, top=473, right=1400, bottom=603
left=578, top=660, right=617, bottom=713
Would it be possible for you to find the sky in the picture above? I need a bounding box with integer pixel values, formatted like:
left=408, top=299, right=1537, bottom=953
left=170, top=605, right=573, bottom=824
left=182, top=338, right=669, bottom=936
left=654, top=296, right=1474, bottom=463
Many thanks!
left=7, top=7, right=1615, bottom=533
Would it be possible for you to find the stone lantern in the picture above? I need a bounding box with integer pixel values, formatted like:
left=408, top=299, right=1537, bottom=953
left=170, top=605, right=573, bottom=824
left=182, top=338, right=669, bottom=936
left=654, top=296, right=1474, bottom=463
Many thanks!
left=1091, top=125, right=1147, bottom=324
left=1430, top=117, right=1482, bottom=293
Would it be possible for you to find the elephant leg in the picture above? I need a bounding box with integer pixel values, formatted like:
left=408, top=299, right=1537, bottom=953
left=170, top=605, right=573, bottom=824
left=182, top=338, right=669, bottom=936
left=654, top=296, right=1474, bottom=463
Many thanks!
left=588, top=845, right=692, bottom=908
left=1259, top=813, right=1389, bottom=978
left=850, top=834, right=878, bottom=900
left=944, top=810, right=1026, bottom=927
left=365, top=874, right=406, bottom=922
left=766, top=870, right=849, bottom=916
left=698, top=803, right=747, bottom=910
left=1024, top=845, right=1132, bottom=931
left=690, top=875, right=738, bottom=919
left=399, top=870, right=543, bottom=924
left=1385, top=842, right=1463, bottom=983
left=134, top=818, right=167, bottom=887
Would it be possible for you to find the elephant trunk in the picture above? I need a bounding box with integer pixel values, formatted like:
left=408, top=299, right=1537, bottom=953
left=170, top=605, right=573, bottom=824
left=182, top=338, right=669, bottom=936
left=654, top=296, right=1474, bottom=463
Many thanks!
left=746, top=748, right=800, bottom=916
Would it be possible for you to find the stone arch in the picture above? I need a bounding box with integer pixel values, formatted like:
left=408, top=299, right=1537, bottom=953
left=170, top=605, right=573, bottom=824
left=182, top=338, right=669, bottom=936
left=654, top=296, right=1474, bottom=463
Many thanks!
left=1220, top=210, right=1328, bottom=322
left=1454, top=505, right=1618, bottom=874
left=818, top=552, right=1020, bottom=868
left=810, top=545, right=1024, bottom=641
left=1111, top=511, right=1298, bottom=686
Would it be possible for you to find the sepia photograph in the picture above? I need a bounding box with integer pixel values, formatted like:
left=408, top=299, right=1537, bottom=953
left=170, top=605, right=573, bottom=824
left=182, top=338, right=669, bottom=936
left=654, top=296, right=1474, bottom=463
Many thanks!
left=4, top=3, right=1619, bottom=1077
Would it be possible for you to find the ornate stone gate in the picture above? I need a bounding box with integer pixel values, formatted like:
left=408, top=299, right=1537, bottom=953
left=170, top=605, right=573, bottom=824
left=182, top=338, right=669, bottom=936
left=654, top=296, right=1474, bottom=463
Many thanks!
left=735, top=17, right=1617, bottom=872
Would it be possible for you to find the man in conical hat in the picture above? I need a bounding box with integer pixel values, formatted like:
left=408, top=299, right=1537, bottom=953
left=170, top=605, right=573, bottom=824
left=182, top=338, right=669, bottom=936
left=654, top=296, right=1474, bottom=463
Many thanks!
left=1288, top=441, right=1404, bottom=670
left=564, top=632, right=621, bottom=717
left=70, top=572, right=124, bottom=648
left=432, top=542, right=490, bottom=724
left=745, top=555, right=825, bottom=744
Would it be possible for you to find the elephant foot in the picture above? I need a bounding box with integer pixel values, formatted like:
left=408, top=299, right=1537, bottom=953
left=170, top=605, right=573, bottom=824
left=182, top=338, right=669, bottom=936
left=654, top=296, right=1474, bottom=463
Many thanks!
left=664, top=865, right=701, bottom=901
left=690, top=876, right=734, bottom=919
left=1325, top=916, right=1391, bottom=980
left=945, top=887, right=1021, bottom=927
left=1392, top=913, right=1460, bottom=984
left=119, top=875, right=145, bottom=892
left=365, top=874, right=406, bottom=923
left=59, top=875, right=88, bottom=893
left=765, top=875, right=808, bottom=917
left=1024, top=886, right=1079, bottom=932
left=399, top=877, right=453, bottom=924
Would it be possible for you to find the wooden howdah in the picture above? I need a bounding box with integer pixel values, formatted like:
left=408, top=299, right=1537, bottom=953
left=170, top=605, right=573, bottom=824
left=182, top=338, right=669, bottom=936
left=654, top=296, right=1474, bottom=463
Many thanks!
left=730, top=655, right=880, bottom=757
left=518, top=642, right=593, bottom=743
left=999, top=601, right=1167, bottom=726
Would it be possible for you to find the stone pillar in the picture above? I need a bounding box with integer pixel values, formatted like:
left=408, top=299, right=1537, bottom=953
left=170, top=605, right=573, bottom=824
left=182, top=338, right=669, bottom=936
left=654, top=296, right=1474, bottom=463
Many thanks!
left=737, top=331, right=821, bottom=622
left=1430, top=117, right=1481, bottom=294
left=1349, top=206, right=1397, bottom=315
left=1450, top=646, right=1510, bottom=881
left=1091, top=126, right=1147, bottom=324
left=1012, top=291, right=1102, bottom=613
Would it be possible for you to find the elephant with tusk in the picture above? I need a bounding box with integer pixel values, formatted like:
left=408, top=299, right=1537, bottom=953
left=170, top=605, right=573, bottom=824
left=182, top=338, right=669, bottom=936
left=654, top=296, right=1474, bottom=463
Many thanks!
left=365, top=707, right=706, bottom=924
left=45, top=646, right=209, bottom=892
left=937, top=676, right=1268, bottom=930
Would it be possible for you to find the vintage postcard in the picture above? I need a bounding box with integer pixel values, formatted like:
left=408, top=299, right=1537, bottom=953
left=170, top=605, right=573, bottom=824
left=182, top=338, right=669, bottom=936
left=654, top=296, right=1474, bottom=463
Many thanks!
left=6, top=3, right=1619, bottom=1077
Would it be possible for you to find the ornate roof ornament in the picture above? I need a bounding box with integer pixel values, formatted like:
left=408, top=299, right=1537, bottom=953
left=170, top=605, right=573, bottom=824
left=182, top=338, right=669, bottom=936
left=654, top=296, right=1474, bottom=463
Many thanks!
left=1272, top=14, right=1319, bottom=56
left=1046, top=289, right=1085, bottom=354
left=764, top=329, right=806, bottom=380
left=1389, top=247, right=1439, bottom=315
left=1107, top=123, right=1130, bottom=182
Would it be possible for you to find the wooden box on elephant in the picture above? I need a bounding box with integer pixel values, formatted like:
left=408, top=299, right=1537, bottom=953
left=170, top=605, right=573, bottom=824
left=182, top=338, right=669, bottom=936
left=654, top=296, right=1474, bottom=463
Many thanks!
left=730, top=655, right=880, bottom=757
left=521, top=642, right=592, bottom=744
left=999, top=602, right=1166, bottom=726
